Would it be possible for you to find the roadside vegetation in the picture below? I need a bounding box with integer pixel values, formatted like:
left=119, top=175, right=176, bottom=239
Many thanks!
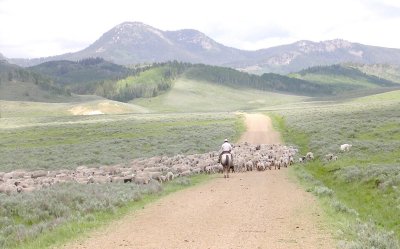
left=0, top=113, right=244, bottom=172
left=0, top=175, right=213, bottom=249
left=0, top=111, right=243, bottom=248
left=270, top=90, right=400, bottom=248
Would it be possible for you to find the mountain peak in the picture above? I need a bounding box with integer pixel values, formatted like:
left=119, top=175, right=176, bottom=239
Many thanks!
left=293, top=39, right=353, bottom=53
left=167, top=29, right=217, bottom=50
left=115, top=22, right=154, bottom=30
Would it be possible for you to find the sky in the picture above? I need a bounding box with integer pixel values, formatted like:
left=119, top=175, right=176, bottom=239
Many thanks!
left=0, top=0, right=400, bottom=58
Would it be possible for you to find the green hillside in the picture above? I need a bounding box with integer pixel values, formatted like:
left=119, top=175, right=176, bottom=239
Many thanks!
left=0, top=61, right=71, bottom=102
left=97, top=62, right=189, bottom=102
left=184, top=64, right=333, bottom=96
left=346, top=63, right=400, bottom=84
left=289, top=64, right=398, bottom=94
left=133, top=78, right=305, bottom=112
left=29, top=58, right=132, bottom=94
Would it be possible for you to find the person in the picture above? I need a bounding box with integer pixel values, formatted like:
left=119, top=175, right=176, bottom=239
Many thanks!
left=218, top=139, right=233, bottom=163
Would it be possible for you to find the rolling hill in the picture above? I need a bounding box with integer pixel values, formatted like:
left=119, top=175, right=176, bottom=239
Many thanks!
left=6, top=22, right=400, bottom=74
left=289, top=64, right=399, bottom=94
left=29, top=57, right=132, bottom=93
left=90, top=62, right=349, bottom=103
left=65, top=62, right=400, bottom=103
left=345, top=63, right=400, bottom=84
left=0, top=60, right=72, bottom=102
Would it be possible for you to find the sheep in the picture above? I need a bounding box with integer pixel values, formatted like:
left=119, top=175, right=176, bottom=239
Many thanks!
left=204, top=166, right=213, bottom=174
left=264, top=161, right=272, bottom=170
left=256, top=161, right=265, bottom=171
left=306, top=152, right=314, bottom=160
left=133, top=175, right=150, bottom=185
left=31, top=170, right=48, bottom=179
left=325, top=153, right=334, bottom=161
left=340, top=144, right=352, bottom=152
left=166, top=171, right=175, bottom=181
left=245, top=161, right=253, bottom=171
left=0, top=142, right=299, bottom=193
left=299, top=156, right=306, bottom=163
left=0, top=184, right=16, bottom=195
left=179, top=170, right=192, bottom=177
left=274, top=159, right=281, bottom=170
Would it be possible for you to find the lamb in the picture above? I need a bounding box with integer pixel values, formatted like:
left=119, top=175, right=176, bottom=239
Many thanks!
left=340, top=144, right=352, bottom=152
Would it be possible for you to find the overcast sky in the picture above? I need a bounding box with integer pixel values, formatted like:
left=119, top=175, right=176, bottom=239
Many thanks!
left=1, top=0, right=400, bottom=58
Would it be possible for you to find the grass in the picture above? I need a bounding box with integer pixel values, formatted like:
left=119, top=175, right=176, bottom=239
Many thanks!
left=0, top=112, right=244, bottom=172
left=270, top=90, right=400, bottom=247
left=1, top=174, right=214, bottom=249
left=0, top=98, right=148, bottom=119
left=132, top=77, right=305, bottom=113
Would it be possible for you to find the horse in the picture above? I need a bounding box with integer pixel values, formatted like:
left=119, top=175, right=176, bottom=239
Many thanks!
left=220, top=152, right=233, bottom=178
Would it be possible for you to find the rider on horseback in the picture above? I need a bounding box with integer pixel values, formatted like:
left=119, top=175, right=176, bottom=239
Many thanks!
left=218, top=139, right=233, bottom=163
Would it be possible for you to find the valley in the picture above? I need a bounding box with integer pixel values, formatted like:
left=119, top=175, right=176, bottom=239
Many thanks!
left=1, top=21, right=400, bottom=249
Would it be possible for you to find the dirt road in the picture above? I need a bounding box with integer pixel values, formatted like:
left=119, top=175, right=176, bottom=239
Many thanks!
left=238, top=113, right=282, bottom=144
left=62, top=113, right=335, bottom=249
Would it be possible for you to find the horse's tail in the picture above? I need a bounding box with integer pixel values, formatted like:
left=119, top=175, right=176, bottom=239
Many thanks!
left=225, top=154, right=229, bottom=166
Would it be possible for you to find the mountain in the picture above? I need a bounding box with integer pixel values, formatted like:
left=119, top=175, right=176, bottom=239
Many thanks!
left=6, top=22, right=400, bottom=74
left=233, top=39, right=400, bottom=74
left=8, top=22, right=249, bottom=67
left=0, top=60, right=71, bottom=102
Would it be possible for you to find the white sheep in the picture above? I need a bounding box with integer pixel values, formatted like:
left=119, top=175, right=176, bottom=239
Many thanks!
left=340, top=144, right=352, bottom=152
left=306, top=152, right=314, bottom=160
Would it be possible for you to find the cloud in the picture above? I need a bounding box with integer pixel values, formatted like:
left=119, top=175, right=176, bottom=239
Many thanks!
left=1, top=0, right=400, bottom=57
left=363, top=0, right=400, bottom=18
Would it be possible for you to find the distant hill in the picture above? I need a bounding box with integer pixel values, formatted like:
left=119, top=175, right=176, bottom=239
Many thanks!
left=7, top=22, right=400, bottom=74
left=289, top=64, right=398, bottom=94
left=345, top=63, right=400, bottom=84
left=92, top=62, right=400, bottom=102
left=0, top=60, right=71, bottom=102
left=183, top=64, right=334, bottom=96
left=233, top=40, right=400, bottom=74
left=29, top=58, right=132, bottom=94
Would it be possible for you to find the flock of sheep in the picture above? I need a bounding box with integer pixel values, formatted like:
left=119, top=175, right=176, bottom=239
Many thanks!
left=0, top=142, right=352, bottom=195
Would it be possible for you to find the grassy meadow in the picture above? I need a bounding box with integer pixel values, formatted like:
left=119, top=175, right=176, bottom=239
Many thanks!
left=1, top=102, right=242, bottom=248
left=270, top=90, right=400, bottom=248
left=0, top=112, right=244, bottom=172
left=133, top=78, right=306, bottom=112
